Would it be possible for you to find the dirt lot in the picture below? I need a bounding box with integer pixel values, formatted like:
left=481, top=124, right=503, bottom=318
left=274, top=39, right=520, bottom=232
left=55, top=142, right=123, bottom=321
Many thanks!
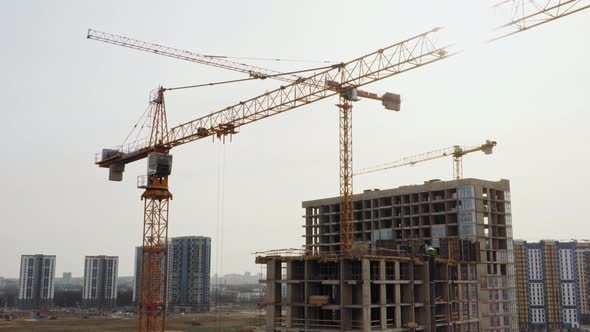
left=0, top=307, right=263, bottom=332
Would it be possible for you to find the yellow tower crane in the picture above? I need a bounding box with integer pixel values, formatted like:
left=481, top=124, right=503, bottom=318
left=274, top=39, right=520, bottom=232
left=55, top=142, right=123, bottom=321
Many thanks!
left=92, top=28, right=451, bottom=331
left=491, top=0, right=589, bottom=41
left=354, top=140, right=497, bottom=179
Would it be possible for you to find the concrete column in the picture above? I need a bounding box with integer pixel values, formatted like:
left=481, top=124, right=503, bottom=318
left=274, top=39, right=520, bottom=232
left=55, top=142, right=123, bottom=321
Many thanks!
left=380, top=260, right=387, bottom=330
left=286, top=261, right=293, bottom=329
left=341, top=259, right=352, bottom=331
left=477, top=262, right=490, bottom=332
left=266, top=261, right=281, bottom=331
left=422, top=260, right=432, bottom=332
left=457, top=264, right=464, bottom=324
left=305, top=260, right=310, bottom=331
left=409, top=261, right=415, bottom=325
left=362, top=259, right=371, bottom=332
left=395, top=261, right=402, bottom=328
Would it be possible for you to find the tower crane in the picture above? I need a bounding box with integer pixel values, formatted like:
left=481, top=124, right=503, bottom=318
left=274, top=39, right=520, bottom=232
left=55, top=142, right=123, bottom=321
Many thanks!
left=93, top=28, right=450, bottom=331
left=354, top=140, right=497, bottom=179
left=87, top=29, right=402, bottom=108
left=491, top=0, right=589, bottom=41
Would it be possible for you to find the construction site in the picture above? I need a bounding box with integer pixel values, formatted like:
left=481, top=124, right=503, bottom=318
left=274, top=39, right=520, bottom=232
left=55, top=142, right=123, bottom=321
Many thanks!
left=257, top=240, right=480, bottom=332
left=256, top=178, right=511, bottom=332
left=1, top=2, right=584, bottom=332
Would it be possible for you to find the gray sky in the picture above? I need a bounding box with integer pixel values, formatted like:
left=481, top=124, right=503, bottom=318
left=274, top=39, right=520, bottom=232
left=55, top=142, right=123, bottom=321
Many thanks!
left=1, top=1, right=588, bottom=278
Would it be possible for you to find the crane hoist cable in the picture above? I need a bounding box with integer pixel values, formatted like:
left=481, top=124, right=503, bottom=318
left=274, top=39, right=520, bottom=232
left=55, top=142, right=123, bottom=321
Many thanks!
left=214, top=143, right=227, bottom=319
left=200, top=54, right=338, bottom=64
left=164, top=63, right=339, bottom=91
left=118, top=63, right=339, bottom=157
left=120, top=103, right=151, bottom=147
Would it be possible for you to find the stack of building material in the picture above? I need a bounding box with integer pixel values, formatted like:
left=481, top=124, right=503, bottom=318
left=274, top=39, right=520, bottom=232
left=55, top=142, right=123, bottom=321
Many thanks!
left=309, top=295, right=330, bottom=306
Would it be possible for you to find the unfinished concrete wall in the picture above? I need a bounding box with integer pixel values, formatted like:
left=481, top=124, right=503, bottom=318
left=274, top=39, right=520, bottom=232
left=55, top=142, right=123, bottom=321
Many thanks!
left=257, top=255, right=479, bottom=332
left=302, top=178, right=515, bottom=332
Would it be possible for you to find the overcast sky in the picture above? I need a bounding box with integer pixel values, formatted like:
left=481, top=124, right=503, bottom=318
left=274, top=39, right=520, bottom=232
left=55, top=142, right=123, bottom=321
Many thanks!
left=0, top=1, right=588, bottom=278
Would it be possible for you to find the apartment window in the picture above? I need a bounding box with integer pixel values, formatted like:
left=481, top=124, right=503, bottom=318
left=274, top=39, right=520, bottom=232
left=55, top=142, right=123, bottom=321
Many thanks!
left=458, top=186, right=475, bottom=198
left=459, top=211, right=476, bottom=224
left=459, top=199, right=475, bottom=211
left=460, top=224, right=476, bottom=236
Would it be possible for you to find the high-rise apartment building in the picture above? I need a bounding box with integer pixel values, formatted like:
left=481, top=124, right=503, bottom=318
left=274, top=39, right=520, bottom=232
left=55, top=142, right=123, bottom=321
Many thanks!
left=302, top=178, right=517, bottom=332
left=513, top=240, right=529, bottom=332
left=167, top=236, right=211, bottom=313
left=17, top=254, right=56, bottom=309
left=133, top=246, right=166, bottom=306
left=575, top=241, right=590, bottom=323
left=82, top=255, right=118, bottom=309
left=514, top=240, right=581, bottom=330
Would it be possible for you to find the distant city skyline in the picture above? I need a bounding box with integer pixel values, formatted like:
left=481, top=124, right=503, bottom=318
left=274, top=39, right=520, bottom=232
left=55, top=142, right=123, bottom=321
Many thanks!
left=6, top=236, right=590, bottom=279
left=1, top=270, right=263, bottom=280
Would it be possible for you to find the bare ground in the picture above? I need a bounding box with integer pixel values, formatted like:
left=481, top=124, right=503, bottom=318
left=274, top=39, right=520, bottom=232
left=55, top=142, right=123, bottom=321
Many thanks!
left=0, top=307, right=263, bottom=332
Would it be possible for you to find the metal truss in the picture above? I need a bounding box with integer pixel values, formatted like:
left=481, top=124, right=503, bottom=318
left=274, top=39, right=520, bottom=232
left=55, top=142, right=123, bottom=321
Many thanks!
left=492, top=0, right=589, bottom=41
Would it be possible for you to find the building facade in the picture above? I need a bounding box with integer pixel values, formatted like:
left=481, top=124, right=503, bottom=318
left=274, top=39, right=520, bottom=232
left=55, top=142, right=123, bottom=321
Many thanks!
left=302, top=178, right=517, bottom=332
left=514, top=240, right=581, bottom=330
left=17, top=254, right=56, bottom=309
left=167, top=236, right=211, bottom=312
left=82, top=255, right=118, bottom=309
left=257, top=240, right=480, bottom=332
left=576, top=241, right=590, bottom=323
left=513, top=240, right=529, bottom=331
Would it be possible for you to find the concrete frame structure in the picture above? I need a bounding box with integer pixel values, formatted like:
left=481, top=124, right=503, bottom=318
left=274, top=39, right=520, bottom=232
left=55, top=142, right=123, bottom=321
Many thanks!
left=82, top=255, right=118, bottom=309
left=257, top=245, right=479, bottom=332
left=17, top=254, right=56, bottom=310
left=302, top=179, right=516, bottom=332
left=514, top=240, right=581, bottom=330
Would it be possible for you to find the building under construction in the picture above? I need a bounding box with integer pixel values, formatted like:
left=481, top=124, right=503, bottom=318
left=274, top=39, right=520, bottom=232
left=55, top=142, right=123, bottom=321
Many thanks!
left=257, top=178, right=516, bottom=332
left=257, top=240, right=479, bottom=332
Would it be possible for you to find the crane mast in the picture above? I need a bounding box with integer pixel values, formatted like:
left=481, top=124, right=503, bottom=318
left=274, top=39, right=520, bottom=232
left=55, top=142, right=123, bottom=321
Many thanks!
left=338, top=96, right=354, bottom=254
left=354, top=140, right=497, bottom=179
left=94, top=28, right=450, bottom=332
left=137, top=89, right=171, bottom=331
